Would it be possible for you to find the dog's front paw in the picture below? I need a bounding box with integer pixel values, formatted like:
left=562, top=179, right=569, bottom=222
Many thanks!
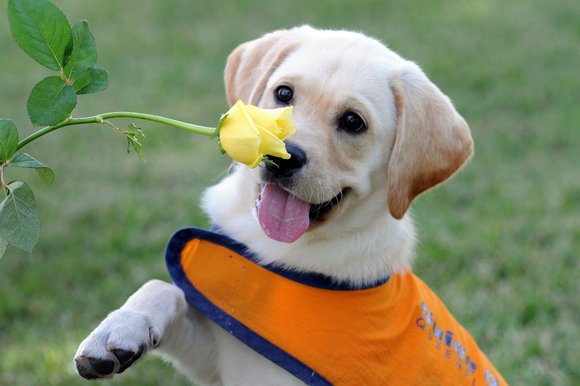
left=74, top=309, right=160, bottom=379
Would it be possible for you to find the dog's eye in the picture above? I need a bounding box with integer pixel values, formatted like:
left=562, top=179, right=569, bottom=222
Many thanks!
left=338, top=111, right=367, bottom=134
left=274, top=86, right=293, bottom=104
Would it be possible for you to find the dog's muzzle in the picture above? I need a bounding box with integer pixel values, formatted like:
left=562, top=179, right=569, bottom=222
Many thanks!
left=256, top=143, right=348, bottom=243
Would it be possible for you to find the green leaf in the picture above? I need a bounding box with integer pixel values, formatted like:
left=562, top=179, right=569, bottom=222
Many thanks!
left=74, top=67, right=109, bottom=95
left=0, top=237, right=7, bottom=259
left=27, top=76, right=77, bottom=126
left=125, top=123, right=145, bottom=160
left=212, top=112, right=228, bottom=139
left=0, top=181, right=40, bottom=253
left=215, top=112, right=228, bottom=153
left=11, top=153, right=55, bottom=184
left=8, top=0, right=73, bottom=71
left=217, top=138, right=227, bottom=155
left=64, top=20, right=97, bottom=80
left=0, top=119, right=19, bottom=162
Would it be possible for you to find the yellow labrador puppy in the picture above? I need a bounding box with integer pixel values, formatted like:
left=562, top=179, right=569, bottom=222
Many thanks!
left=75, top=26, right=506, bottom=385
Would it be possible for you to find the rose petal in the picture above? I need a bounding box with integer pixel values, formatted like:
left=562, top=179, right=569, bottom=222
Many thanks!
left=219, top=101, right=262, bottom=167
left=246, top=105, right=280, bottom=135
left=246, top=105, right=295, bottom=139
left=256, top=125, right=291, bottom=160
left=218, top=101, right=295, bottom=168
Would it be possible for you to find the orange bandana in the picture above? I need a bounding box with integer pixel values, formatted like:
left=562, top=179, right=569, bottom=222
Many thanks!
left=166, top=228, right=507, bottom=386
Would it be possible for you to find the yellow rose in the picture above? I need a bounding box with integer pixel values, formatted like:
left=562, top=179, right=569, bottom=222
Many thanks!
left=218, top=100, right=295, bottom=168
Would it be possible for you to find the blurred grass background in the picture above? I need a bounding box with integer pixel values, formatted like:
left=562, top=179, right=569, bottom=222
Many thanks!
left=0, top=0, right=578, bottom=385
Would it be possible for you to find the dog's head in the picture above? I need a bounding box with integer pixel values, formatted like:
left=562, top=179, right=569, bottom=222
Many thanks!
left=224, top=26, right=473, bottom=243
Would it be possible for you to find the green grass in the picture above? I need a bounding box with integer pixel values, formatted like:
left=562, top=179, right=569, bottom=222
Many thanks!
left=1, top=0, right=579, bottom=385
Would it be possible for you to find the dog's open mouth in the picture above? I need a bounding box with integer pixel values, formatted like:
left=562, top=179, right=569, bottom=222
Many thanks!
left=256, top=184, right=347, bottom=243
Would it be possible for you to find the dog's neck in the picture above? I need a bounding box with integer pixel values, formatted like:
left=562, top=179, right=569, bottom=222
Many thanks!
left=202, top=169, right=416, bottom=287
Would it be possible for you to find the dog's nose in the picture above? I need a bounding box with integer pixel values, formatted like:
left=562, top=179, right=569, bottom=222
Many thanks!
left=265, top=144, right=307, bottom=178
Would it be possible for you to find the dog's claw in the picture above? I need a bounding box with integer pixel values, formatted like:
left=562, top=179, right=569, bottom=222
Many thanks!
left=114, top=346, right=145, bottom=373
left=75, top=355, right=116, bottom=379
left=74, top=346, right=145, bottom=379
left=88, top=355, right=117, bottom=375
left=74, top=310, right=155, bottom=379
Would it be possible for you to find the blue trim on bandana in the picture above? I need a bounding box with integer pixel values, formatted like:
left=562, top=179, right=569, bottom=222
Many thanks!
left=165, top=227, right=332, bottom=386
left=207, top=225, right=389, bottom=291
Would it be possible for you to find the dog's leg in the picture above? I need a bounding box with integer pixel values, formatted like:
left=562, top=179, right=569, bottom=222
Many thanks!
left=74, top=279, right=218, bottom=383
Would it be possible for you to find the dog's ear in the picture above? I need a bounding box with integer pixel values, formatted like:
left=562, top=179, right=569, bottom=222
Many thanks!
left=387, top=64, right=473, bottom=219
left=225, top=28, right=307, bottom=106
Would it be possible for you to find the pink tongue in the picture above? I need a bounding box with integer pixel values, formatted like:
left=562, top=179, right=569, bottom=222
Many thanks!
left=258, top=184, right=310, bottom=243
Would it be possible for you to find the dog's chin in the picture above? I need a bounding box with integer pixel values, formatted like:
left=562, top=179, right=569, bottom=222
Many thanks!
left=255, top=183, right=349, bottom=242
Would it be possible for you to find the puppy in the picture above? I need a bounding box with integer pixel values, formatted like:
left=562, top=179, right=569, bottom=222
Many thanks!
left=74, top=26, right=506, bottom=385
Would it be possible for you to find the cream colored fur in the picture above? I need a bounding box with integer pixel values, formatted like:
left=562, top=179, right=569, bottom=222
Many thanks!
left=74, top=26, right=472, bottom=385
